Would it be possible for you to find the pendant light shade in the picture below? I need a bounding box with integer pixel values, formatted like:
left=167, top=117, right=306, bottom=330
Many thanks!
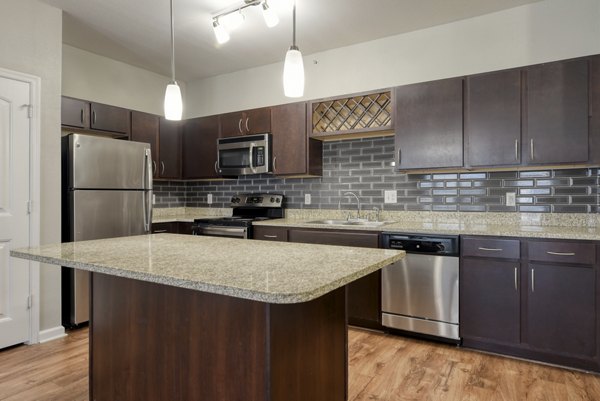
left=283, top=46, right=304, bottom=97
left=164, top=0, right=183, bottom=121
left=212, top=19, right=230, bottom=44
left=262, top=1, right=279, bottom=28
left=283, top=0, right=304, bottom=98
left=164, top=81, right=183, bottom=120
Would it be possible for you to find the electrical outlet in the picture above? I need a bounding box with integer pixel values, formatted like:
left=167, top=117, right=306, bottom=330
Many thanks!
left=304, top=193, right=311, bottom=205
left=506, top=192, right=516, bottom=207
left=207, top=193, right=213, bottom=204
left=384, top=190, right=397, bottom=204
left=152, top=194, right=156, bottom=205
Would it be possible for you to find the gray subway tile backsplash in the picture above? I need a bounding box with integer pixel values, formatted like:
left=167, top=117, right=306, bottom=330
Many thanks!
left=154, top=136, right=600, bottom=213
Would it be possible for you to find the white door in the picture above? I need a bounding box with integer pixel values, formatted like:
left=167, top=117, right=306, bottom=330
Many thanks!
left=0, top=75, right=31, bottom=349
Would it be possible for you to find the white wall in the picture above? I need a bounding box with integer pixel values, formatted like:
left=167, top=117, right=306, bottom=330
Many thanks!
left=186, top=0, right=600, bottom=118
left=0, top=0, right=62, bottom=332
left=63, top=45, right=175, bottom=115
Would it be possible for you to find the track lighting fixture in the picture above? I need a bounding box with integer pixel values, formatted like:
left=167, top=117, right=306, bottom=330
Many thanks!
left=211, top=0, right=279, bottom=44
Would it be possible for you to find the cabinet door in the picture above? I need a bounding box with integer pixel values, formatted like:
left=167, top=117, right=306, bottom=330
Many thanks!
left=90, top=103, right=131, bottom=135
left=525, top=59, right=589, bottom=164
left=460, top=258, right=520, bottom=345
left=177, top=222, right=193, bottom=235
left=527, top=262, right=596, bottom=358
left=244, top=107, right=271, bottom=134
left=271, top=102, right=307, bottom=175
left=288, top=229, right=381, bottom=328
left=219, top=111, right=245, bottom=137
left=394, top=78, right=463, bottom=169
left=253, top=226, right=288, bottom=242
left=62, top=97, right=89, bottom=128
left=182, top=116, right=220, bottom=179
left=158, top=118, right=181, bottom=179
left=466, top=70, right=522, bottom=167
left=131, top=111, right=159, bottom=178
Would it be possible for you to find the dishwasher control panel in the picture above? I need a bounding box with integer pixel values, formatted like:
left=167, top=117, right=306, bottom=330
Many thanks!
left=382, top=233, right=459, bottom=256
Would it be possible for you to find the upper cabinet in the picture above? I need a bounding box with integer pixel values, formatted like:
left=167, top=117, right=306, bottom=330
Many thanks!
left=131, top=111, right=160, bottom=178
left=465, top=69, right=522, bottom=167
left=61, top=97, right=130, bottom=138
left=182, top=115, right=220, bottom=179
left=309, top=90, right=393, bottom=140
left=220, top=107, right=271, bottom=137
left=394, top=78, right=464, bottom=170
left=525, top=59, right=589, bottom=165
left=158, top=118, right=182, bottom=179
left=271, top=102, right=322, bottom=176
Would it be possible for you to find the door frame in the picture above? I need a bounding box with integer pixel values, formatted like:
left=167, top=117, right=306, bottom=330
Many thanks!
left=0, top=67, right=41, bottom=344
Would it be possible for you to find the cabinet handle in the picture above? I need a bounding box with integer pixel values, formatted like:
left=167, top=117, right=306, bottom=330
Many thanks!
left=264, top=235, right=278, bottom=239
left=152, top=161, right=157, bottom=175
left=514, top=267, right=518, bottom=291
left=238, top=118, right=243, bottom=134
left=92, top=110, right=97, bottom=125
left=546, top=251, right=575, bottom=256
left=397, top=148, right=401, bottom=165
left=80, top=108, right=84, bottom=124
left=153, top=229, right=168, bottom=233
left=161, top=161, right=165, bottom=175
left=515, top=139, right=519, bottom=161
left=273, top=156, right=277, bottom=172
left=214, top=160, right=218, bottom=174
left=531, top=267, right=535, bottom=292
left=530, top=139, right=534, bottom=161
left=245, top=117, right=250, bottom=133
left=478, top=247, right=503, bottom=252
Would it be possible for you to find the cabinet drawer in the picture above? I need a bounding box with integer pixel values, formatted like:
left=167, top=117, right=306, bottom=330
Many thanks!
left=288, top=229, right=379, bottom=248
left=528, top=240, right=595, bottom=265
left=253, top=226, right=288, bottom=242
left=462, top=237, right=520, bottom=259
left=151, top=222, right=177, bottom=234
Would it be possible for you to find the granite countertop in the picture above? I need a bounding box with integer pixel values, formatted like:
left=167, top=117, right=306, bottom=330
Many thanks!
left=10, top=234, right=404, bottom=304
left=151, top=207, right=231, bottom=224
left=253, top=218, right=600, bottom=240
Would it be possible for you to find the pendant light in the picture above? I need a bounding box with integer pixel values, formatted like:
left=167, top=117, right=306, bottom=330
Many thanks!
left=283, top=0, right=304, bottom=98
left=164, top=0, right=183, bottom=120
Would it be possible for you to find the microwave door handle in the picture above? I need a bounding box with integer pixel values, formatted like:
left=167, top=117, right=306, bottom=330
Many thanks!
left=248, top=145, right=257, bottom=173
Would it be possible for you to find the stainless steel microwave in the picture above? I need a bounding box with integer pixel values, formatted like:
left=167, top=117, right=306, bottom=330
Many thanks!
left=217, top=133, right=272, bottom=176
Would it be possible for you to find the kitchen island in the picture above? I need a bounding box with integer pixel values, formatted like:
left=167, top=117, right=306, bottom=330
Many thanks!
left=11, top=234, right=404, bottom=401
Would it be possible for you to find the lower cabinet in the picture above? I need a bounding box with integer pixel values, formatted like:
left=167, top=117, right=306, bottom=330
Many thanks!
left=151, top=221, right=193, bottom=234
left=461, top=236, right=599, bottom=372
left=253, top=226, right=382, bottom=329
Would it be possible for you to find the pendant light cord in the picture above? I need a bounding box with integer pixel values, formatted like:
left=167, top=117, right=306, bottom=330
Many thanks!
left=170, top=0, right=176, bottom=83
left=292, top=0, right=296, bottom=47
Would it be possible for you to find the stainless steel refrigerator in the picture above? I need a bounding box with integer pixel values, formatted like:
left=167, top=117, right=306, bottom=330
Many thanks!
left=61, top=133, right=153, bottom=326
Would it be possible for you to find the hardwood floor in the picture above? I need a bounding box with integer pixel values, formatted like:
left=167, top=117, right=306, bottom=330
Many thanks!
left=1, top=327, right=599, bottom=401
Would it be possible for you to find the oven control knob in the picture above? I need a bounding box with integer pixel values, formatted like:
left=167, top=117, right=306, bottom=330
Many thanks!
left=270, top=197, right=275, bottom=202
left=232, top=197, right=239, bottom=203
left=276, top=198, right=281, bottom=203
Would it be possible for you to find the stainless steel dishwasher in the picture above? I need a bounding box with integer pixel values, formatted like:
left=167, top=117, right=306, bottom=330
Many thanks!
left=381, top=233, right=460, bottom=341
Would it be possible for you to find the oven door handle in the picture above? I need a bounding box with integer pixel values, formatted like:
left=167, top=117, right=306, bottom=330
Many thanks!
left=195, top=226, right=248, bottom=239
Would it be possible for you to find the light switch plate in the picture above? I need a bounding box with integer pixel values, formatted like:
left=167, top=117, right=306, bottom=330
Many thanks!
left=506, top=192, right=516, bottom=207
left=304, top=193, right=311, bottom=205
left=384, top=190, right=397, bottom=204
left=207, top=193, right=213, bottom=204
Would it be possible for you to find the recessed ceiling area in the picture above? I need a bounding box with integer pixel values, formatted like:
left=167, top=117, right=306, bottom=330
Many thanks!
left=42, top=0, right=543, bottom=81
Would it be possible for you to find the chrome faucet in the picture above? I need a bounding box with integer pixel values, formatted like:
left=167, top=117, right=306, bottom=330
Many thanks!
left=340, top=191, right=361, bottom=220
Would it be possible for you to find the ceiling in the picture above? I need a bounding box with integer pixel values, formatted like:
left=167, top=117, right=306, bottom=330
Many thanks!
left=41, top=0, right=543, bottom=82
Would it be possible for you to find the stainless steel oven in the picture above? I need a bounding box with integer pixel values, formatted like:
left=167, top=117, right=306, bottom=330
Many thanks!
left=381, top=233, right=460, bottom=341
left=217, top=134, right=272, bottom=176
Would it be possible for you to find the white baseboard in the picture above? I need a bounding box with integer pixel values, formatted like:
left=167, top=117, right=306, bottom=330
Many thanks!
left=38, top=326, right=67, bottom=343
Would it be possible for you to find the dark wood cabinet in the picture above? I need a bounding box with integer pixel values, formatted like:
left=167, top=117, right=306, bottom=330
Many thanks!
left=90, top=102, right=131, bottom=136
left=182, top=115, right=220, bottom=179
left=465, top=70, right=522, bottom=167
left=158, top=118, right=182, bottom=179
left=461, top=236, right=600, bottom=372
left=151, top=222, right=178, bottom=234
left=61, top=97, right=89, bottom=129
left=253, top=226, right=288, bottom=242
left=287, top=228, right=381, bottom=329
left=271, top=102, right=322, bottom=176
left=131, top=111, right=160, bottom=178
left=394, top=78, right=463, bottom=170
left=525, top=59, right=589, bottom=164
left=220, top=107, right=271, bottom=137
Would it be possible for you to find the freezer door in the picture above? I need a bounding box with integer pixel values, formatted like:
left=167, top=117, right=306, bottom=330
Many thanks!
left=67, top=133, right=152, bottom=190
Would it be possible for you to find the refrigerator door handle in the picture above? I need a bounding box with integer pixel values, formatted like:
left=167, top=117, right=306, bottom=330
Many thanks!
left=143, top=148, right=153, bottom=232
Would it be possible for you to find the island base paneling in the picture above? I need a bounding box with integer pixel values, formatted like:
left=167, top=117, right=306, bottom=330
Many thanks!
left=90, top=273, right=347, bottom=401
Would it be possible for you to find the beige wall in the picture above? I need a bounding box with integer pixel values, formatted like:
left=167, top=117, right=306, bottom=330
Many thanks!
left=62, top=45, right=174, bottom=115
left=185, top=0, right=600, bottom=118
left=0, top=0, right=62, bottom=331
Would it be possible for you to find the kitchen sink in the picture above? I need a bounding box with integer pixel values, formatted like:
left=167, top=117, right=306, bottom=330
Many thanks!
left=306, top=219, right=394, bottom=227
